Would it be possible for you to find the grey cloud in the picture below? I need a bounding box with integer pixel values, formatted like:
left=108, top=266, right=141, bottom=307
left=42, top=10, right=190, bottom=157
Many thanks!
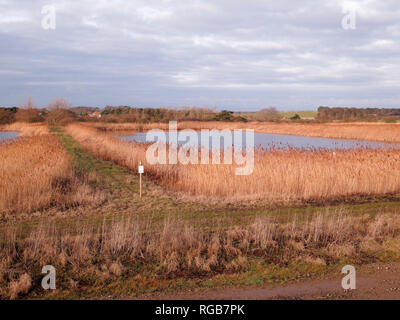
left=0, top=0, right=399, bottom=110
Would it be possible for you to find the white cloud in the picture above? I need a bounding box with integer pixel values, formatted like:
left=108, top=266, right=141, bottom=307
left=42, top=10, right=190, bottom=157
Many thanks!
left=136, top=6, right=173, bottom=23
left=0, top=15, right=30, bottom=24
left=82, top=15, right=100, bottom=29
left=192, top=36, right=294, bottom=52
left=356, top=39, right=397, bottom=51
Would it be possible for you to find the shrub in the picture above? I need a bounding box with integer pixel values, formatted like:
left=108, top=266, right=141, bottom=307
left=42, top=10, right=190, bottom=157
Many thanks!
left=46, top=108, right=77, bottom=126
left=255, top=107, right=283, bottom=121
left=15, top=109, right=44, bottom=123
left=0, top=108, right=15, bottom=124
left=214, top=110, right=234, bottom=121
left=45, top=99, right=76, bottom=125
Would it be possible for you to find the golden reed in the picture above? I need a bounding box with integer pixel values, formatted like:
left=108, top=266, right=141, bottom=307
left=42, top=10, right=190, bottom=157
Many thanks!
left=66, top=123, right=400, bottom=202
left=0, top=132, right=97, bottom=215
left=0, top=122, right=49, bottom=137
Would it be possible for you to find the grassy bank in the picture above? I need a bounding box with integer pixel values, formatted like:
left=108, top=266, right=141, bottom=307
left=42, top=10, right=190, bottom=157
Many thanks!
left=2, top=207, right=400, bottom=299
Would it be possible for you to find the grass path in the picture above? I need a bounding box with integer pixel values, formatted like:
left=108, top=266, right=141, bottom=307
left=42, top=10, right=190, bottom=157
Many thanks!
left=54, top=126, right=141, bottom=194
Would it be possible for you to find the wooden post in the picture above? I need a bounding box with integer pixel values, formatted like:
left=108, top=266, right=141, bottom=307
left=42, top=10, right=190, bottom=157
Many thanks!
left=138, top=161, right=143, bottom=198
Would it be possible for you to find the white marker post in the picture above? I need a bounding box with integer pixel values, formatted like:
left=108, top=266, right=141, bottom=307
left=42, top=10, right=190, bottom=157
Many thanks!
left=138, top=161, right=144, bottom=198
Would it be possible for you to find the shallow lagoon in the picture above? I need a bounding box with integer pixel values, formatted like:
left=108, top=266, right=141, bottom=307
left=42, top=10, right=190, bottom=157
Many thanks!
left=117, top=131, right=398, bottom=151
left=0, top=132, right=18, bottom=141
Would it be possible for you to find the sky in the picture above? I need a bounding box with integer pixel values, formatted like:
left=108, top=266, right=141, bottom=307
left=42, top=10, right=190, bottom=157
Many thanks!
left=0, top=0, right=399, bottom=111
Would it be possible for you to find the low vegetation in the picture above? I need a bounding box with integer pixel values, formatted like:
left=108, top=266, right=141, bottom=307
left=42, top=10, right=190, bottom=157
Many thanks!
left=1, top=210, right=400, bottom=299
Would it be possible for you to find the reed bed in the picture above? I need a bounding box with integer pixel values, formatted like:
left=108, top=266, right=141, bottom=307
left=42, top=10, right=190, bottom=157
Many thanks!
left=2, top=211, right=400, bottom=299
left=66, top=123, right=400, bottom=202
left=86, top=122, right=171, bottom=132
left=87, top=121, right=400, bottom=143
left=0, top=122, right=49, bottom=137
left=0, top=134, right=99, bottom=215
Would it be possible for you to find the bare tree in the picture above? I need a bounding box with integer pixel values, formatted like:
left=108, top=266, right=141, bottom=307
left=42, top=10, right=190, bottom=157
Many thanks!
left=45, top=98, right=75, bottom=125
left=24, top=95, right=35, bottom=109
left=14, top=95, right=43, bottom=122
left=259, top=106, right=279, bottom=114
left=256, top=107, right=282, bottom=121
left=47, top=98, right=70, bottom=111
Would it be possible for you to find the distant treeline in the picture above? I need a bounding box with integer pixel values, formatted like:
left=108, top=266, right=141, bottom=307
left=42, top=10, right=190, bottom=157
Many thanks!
left=0, top=98, right=76, bottom=125
left=2, top=97, right=399, bottom=125
left=317, top=107, right=400, bottom=122
left=98, top=106, right=292, bottom=123
left=0, top=97, right=311, bottom=125
left=100, top=106, right=220, bottom=122
left=0, top=104, right=248, bottom=125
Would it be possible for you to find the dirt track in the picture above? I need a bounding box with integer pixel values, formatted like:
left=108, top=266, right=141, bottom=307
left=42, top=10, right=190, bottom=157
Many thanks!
left=151, top=263, right=400, bottom=300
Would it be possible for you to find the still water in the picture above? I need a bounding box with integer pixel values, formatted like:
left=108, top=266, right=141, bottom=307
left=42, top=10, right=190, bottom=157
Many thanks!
left=117, top=131, right=398, bottom=151
left=0, top=132, right=18, bottom=141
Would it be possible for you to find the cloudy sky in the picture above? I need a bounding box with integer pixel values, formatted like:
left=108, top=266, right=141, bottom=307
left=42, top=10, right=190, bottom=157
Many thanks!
left=1, top=0, right=399, bottom=110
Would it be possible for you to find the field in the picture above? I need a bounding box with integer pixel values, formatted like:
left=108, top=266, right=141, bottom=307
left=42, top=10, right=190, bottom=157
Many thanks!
left=1, top=121, right=400, bottom=299
left=239, top=110, right=318, bottom=120
left=280, top=110, right=318, bottom=119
